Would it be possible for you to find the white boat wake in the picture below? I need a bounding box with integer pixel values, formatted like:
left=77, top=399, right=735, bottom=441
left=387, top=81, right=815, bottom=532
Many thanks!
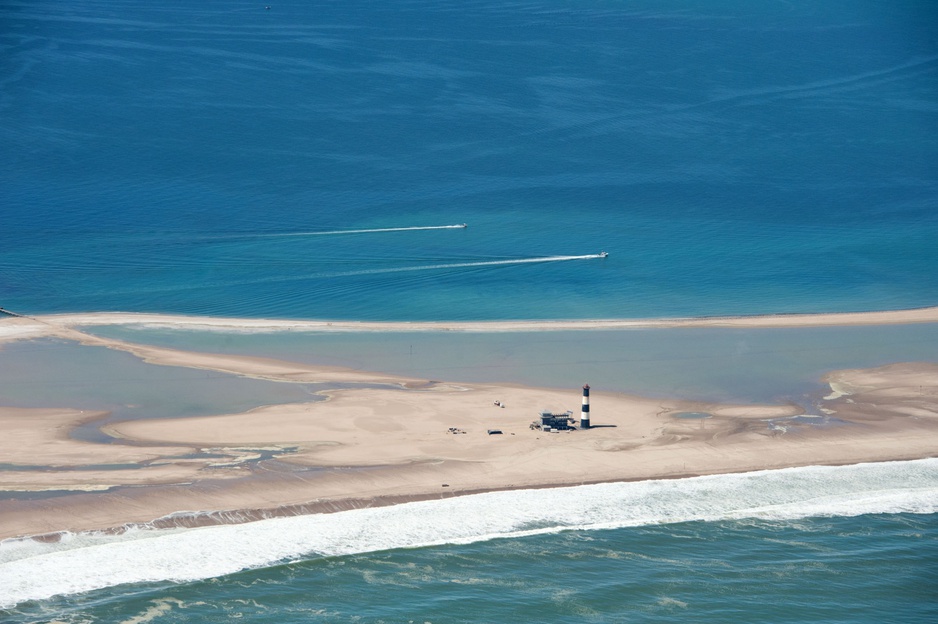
left=162, top=224, right=470, bottom=243
left=81, top=252, right=609, bottom=297
left=256, top=224, right=469, bottom=237
left=334, top=253, right=608, bottom=277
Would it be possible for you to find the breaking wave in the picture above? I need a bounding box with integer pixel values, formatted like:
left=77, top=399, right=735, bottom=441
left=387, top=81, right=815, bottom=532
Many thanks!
left=2, top=459, right=936, bottom=608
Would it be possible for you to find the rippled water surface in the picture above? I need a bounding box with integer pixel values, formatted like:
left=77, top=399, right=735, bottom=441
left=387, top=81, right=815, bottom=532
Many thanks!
left=2, top=0, right=936, bottom=320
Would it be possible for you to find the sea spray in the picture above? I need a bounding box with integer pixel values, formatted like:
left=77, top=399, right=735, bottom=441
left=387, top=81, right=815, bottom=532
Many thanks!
left=2, top=458, right=936, bottom=608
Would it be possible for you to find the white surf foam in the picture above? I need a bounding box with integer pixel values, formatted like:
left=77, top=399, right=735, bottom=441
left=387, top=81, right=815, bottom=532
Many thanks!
left=2, top=459, right=936, bottom=608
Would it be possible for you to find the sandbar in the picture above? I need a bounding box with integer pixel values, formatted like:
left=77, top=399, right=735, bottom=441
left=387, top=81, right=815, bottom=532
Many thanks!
left=3, top=306, right=938, bottom=339
left=1, top=310, right=937, bottom=541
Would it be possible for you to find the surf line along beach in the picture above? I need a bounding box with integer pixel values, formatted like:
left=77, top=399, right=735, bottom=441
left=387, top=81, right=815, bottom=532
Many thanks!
left=1, top=307, right=938, bottom=541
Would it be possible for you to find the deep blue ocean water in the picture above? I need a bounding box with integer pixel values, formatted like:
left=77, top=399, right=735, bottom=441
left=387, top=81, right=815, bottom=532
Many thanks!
left=2, top=0, right=937, bottom=319
left=2, top=1, right=938, bottom=620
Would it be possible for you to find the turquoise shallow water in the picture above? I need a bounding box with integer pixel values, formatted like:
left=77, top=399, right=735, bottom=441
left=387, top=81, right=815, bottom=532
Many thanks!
left=2, top=0, right=938, bottom=619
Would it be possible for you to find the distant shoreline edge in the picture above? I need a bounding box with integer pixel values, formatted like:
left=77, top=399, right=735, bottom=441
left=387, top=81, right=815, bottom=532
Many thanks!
left=4, top=305, right=937, bottom=337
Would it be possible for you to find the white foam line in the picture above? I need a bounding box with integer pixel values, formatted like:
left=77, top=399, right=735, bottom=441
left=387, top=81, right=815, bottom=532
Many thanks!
left=256, top=224, right=469, bottom=237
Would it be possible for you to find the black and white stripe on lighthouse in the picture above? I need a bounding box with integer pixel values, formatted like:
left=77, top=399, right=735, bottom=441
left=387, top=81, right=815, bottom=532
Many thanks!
left=580, top=384, right=590, bottom=429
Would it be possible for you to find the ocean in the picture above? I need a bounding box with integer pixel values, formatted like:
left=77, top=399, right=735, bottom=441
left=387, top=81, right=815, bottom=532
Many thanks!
left=2, top=0, right=938, bottom=620
left=3, top=461, right=938, bottom=622
left=2, top=0, right=938, bottom=320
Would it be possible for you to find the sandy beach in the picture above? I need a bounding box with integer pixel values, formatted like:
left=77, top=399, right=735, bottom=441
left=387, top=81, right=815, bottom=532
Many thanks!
left=1, top=309, right=937, bottom=541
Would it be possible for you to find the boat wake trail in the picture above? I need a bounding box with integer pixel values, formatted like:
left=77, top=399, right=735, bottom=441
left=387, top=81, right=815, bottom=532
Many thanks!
left=333, top=253, right=607, bottom=277
left=153, top=224, right=470, bottom=244
left=84, top=253, right=608, bottom=297
left=256, top=224, right=469, bottom=238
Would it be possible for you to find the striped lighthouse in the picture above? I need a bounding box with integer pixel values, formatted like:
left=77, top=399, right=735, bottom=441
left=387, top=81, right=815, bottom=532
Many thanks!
left=580, top=384, right=590, bottom=429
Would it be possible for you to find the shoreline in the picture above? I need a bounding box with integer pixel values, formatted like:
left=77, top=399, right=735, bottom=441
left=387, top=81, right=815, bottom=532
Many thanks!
left=11, top=455, right=935, bottom=543
left=1, top=310, right=937, bottom=542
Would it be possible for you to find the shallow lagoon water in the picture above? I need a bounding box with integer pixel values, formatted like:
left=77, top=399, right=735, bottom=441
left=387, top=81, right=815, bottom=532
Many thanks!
left=672, top=411, right=712, bottom=419
left=0, top=339, right=322, bottom=422
left=88, top=323, right=938, bottom=404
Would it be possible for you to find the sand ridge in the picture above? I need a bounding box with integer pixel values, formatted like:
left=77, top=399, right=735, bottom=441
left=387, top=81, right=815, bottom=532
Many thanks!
left=1, top=306, right=937, bottom=339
